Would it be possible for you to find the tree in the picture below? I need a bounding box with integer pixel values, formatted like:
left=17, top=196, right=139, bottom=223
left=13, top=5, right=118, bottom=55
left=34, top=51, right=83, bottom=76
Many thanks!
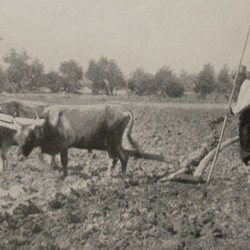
left=59, top=59, right=83, bottom=93
left=0, top=66, right=7, bottom=92
left=86, top=57, right=125, bottom=95
left=128, top=68, right=145, bottom=92
left=128, top=68, right=157, bottom=96
left=179, top=69, right=197, bottom=91
left=4, top=49, right=30, bottom=91
left=214, top=64, right=232, bottom=101
left=3, top=49, right=46, bottom=92
left=86, top=59, right=103, bottom=94
left=45, top=71, right=62, bottom=93
left=194, top=63, right=215, bottom=99
left=155, top=66, right=184, bottom=97
left=27, top=58, right=45, bottom=91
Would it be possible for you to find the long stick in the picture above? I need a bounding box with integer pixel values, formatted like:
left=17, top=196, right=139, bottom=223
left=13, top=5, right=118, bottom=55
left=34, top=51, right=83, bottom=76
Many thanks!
left=195, top=136, right=239, bottom=178
left=207, top=25, right=250, bottom=184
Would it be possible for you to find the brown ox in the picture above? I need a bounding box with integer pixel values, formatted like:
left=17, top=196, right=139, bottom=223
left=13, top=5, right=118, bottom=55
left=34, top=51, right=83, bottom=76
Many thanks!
left=14, top=104, right=178, bottom=177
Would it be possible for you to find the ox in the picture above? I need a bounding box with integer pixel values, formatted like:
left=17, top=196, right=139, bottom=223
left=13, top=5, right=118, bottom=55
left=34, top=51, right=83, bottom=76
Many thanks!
left=13, top=104, right=178, bottom=177
left=0, top=99, right=50, bottom=170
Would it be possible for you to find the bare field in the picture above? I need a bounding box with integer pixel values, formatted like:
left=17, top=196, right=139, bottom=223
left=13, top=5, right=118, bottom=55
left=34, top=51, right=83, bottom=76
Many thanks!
left=0, top=94, right=249, bottom=250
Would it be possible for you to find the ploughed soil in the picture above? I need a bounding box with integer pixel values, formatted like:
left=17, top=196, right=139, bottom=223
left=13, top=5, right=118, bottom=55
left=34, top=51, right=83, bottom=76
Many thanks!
left=0, top=99, right=250, bottom=250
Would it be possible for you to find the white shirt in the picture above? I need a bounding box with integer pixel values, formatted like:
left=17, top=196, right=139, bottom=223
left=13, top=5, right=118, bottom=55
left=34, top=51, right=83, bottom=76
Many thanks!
left=232, top=79, right=250, bottom=114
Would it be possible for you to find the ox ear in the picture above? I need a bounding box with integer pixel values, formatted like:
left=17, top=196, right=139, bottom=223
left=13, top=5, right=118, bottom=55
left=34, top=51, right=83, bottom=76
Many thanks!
left=34, top=118, right=46, bottom=127
left=33, top=111, right=45, bottom=127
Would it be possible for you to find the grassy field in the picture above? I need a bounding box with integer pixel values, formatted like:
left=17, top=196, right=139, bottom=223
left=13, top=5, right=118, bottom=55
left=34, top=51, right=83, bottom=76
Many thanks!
left=0, top=93, right=249, bottom=250
left=0, top=90, right=229, bottom=104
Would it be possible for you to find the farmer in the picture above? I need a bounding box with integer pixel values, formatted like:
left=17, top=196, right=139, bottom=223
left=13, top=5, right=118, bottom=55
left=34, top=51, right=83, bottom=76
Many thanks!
left=228, top=65, right=250, bottom=164
left=229, top=65, right=250, bottom=115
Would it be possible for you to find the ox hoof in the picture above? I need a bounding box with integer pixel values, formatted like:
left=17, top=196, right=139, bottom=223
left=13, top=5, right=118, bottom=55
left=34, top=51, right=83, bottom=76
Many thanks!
left=17, top=155, right=25, bottom=162
left=244, top=161, right=250, bottom=166
left=106, top=170, right=114, bottom=178
left=58, top=174, right=67, bottom=181
left=0, top=162, right=4, bottom=172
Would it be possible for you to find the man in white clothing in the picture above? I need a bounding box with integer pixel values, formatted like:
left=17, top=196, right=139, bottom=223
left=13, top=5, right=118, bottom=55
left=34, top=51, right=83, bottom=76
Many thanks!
left=231, top=78, right=250, bottom=115
left=229, top=66, right=250, bottom=165
left=230, top=65, right=249, bottom=115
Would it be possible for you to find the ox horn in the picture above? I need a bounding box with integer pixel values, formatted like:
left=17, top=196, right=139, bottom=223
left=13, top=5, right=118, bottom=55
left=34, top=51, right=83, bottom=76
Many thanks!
left=34, top=111, right=40, bottom=120
left=12, top=117, right=22, bottom=130
left=33, top=111, right=45, bottom=126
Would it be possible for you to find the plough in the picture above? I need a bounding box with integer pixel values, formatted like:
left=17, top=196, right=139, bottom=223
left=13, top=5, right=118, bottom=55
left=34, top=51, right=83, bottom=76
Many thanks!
left=158, top=136, right=239, bottom=182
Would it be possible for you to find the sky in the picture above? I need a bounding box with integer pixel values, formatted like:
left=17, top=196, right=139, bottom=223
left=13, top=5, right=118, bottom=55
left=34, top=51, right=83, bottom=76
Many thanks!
left=0, top=0, right=250, bottom=76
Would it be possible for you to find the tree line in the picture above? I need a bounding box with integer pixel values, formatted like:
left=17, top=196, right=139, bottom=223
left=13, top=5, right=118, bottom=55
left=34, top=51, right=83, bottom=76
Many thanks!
left=0, top=48, right=233, bottom=99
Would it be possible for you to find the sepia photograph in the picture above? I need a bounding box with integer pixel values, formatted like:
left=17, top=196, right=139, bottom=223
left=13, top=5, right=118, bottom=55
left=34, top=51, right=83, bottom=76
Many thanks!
left=0, top=0, right=250, bottom=249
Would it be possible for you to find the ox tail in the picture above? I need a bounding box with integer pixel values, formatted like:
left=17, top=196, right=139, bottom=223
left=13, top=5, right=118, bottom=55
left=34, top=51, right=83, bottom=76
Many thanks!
left=125, top=149, right=179, bottom=167
left=122, top=107, right=179, bottom=167
left=122, top=106, right=142, bottom=152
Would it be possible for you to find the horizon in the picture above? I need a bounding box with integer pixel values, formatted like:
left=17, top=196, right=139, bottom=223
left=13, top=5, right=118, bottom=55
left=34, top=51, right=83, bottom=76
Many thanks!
left=0, top=0, right=250, bottom=77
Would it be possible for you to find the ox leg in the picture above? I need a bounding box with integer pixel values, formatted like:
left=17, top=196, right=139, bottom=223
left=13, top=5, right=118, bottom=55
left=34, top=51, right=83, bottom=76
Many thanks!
left=107, top=148, right=119, bottom=176
left=117, top=147, right=129, bottom=179
left=50, top=155, right=57, bottom=170
left=38, top=150, right=45, bottom=163
left=1, top=143, right=10, bottom=171
left=107, top=157, right=119, bottom=176
left=116, top=147, right=129, bottom=191
left=1, top=152, right=7, bottom=171
left=60, top=148, right=68, bottom=177
left=0, top=150, right=7, bottom=171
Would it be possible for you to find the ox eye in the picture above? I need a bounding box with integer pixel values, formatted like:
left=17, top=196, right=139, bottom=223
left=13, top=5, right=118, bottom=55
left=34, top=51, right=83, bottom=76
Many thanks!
left=26, top=137, right=32, bottom=143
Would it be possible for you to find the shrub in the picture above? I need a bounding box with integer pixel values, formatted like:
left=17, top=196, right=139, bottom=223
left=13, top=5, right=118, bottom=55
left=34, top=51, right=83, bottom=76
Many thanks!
left=155, top=66, right=184, bottom=98
left=194, top=63, right=215, bottom=99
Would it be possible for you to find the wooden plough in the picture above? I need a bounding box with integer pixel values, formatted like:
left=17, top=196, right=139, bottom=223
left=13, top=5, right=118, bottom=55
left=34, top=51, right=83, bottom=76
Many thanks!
left=158, top=133, right=239, bottom=183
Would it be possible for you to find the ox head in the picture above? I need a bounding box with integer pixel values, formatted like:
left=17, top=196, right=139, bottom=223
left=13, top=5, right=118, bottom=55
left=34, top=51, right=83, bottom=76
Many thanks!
left=13, top=111, right=46, bottom=157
